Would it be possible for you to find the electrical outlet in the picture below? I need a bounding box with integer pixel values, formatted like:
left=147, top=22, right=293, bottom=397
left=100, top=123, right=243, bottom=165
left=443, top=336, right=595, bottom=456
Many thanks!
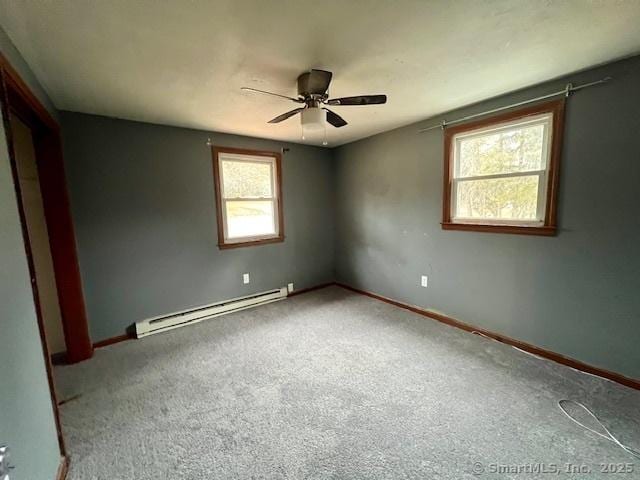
left=287, top=282, right=294, bottom=293
left=243, top=273, right=250, bottom=284
left=421, top=275, right=428, bottom=288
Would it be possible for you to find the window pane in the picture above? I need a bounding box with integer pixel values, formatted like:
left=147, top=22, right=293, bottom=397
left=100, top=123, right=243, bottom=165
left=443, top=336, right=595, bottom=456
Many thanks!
left=222, top=160, right=273, bottom=198
left=457, top=121, right=547, bottom=178
left=455, top=175, right=540, bottom=221
left=225, top=200, right=275, bottom=238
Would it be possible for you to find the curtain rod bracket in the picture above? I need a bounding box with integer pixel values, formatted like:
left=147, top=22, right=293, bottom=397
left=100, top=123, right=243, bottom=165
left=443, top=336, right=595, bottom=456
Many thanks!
left=281, top=147, right=290, bottom=154
left=564, top=83, right=573, bottom=98
left=205, top=138, right=214, bottom=147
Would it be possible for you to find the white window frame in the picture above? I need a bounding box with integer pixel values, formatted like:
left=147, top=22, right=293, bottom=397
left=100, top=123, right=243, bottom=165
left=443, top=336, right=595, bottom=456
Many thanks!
left=215, top=149, right=283, bottom=247
left=450, top=113, right=553, bottom=227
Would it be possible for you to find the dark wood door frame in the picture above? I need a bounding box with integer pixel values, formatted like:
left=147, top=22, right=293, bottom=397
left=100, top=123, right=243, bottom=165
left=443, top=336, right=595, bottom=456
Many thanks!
left=0, top=52, right=94, bottom=457
left=0, top=53, right=93, bottom=363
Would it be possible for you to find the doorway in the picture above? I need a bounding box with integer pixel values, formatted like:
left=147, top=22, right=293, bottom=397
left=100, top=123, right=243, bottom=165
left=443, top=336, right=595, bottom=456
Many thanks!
left=10, top=113, right=67, bottom=355
left=1, top=52, right=93, bottom=364
left=1, top=52, right=95, bottom=472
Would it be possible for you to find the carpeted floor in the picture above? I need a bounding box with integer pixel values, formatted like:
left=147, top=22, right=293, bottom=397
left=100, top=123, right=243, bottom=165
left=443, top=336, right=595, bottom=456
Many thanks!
left=55, top=286, right=640, bottom=479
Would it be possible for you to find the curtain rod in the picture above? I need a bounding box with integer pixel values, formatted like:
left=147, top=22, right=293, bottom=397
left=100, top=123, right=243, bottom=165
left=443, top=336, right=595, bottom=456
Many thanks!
left=418, top=77, right=612, bottom=133
left=205, top=138, right=290, bottom=154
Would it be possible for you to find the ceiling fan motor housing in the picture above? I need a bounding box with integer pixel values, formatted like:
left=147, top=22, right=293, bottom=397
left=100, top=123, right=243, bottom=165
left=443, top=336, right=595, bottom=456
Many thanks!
left=297, top=71, right=329, bottom=96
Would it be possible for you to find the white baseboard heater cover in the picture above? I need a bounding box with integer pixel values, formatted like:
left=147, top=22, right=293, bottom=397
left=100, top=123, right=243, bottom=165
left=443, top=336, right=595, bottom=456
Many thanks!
left=135, top=287, right=288, bottom=338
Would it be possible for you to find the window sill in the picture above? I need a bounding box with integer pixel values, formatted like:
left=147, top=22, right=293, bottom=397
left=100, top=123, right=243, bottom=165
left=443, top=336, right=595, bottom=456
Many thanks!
left=218, top=235, right=285, bottom=249
left=441, top=222, right=556, bottom=236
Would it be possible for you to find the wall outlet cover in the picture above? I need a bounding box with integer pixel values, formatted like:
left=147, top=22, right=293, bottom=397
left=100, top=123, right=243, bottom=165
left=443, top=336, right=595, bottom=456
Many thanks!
left=287, top=283, right=294, bottom=293
left=243, top=273, right=250, bottom=284
left=421, top=275, right=428, bottom=288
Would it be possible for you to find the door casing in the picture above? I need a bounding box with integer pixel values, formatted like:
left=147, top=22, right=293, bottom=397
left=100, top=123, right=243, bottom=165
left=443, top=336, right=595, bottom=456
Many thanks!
left=0, top=52, right=94, bottom=456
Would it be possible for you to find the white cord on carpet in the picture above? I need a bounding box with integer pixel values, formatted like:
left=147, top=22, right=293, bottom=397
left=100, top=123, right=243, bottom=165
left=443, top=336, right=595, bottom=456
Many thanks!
left=558, top=400, right=640, bottom=460
left=471, top=330, right=612, bottom=380
left=566, top=366, right=614, bottom=382
left=470, top=330, right=639, bottom=459
left=471, top=331, right=546, bottom=360
left=511, top=345, right=546, bottom=360
left=470, top=330, right=491, bottom=340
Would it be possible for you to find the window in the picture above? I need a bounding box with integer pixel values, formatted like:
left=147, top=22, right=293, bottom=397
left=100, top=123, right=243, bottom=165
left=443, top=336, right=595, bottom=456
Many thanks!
left=212, top=147, right=284, bottom=248
left=442, top=100, right=564, bottom=235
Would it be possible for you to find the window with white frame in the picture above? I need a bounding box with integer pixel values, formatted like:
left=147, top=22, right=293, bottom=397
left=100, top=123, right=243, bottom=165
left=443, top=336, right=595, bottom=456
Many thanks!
left=213, top=148, right=283, bottom=248
left=443, top=101, right=564, bottom=235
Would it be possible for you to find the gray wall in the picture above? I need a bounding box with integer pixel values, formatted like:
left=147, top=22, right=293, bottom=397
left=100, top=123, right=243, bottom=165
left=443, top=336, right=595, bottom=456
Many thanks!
left=61, top=112, right=335, bottom=341
left=334, top=55, right=640, bottom=380
left=0, top=27, right=61, bottom=480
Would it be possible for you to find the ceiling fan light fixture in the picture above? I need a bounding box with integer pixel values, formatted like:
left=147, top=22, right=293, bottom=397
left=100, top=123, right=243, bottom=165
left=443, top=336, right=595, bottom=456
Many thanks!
left=301, top=107, right=326, bottom=131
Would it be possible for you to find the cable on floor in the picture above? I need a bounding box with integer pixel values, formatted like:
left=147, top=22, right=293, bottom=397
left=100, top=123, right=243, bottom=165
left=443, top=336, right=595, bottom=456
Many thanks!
left=471, top=331, right=546, bottom=360
left=470, top=330, right=640, bottom=459
left=58, top=393, right=82, bottom=406
left=558, top=400, right=640, bottom=460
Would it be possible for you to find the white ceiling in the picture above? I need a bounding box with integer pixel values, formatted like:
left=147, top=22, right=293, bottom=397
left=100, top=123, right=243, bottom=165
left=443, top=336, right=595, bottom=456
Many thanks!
left=2, top=0, right=640, bottom=147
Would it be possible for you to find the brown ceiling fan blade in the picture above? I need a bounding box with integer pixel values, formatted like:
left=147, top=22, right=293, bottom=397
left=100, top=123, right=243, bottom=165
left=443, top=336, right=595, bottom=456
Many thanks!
left=323, top=108, right=348, bottom=128
left=241, top=87, right=304, bottom=103
left=268, top=107, right=305, bottom=123
left=326, top=94, right=387, bottom=106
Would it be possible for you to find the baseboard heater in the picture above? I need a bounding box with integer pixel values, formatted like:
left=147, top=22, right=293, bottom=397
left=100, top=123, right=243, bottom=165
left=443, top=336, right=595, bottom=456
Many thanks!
left=135, top=287, right=288, bottom=338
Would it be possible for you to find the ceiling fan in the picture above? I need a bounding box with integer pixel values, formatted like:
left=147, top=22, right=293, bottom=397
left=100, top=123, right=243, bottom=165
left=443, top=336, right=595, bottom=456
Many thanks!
left=241, top=69, right=387, bottom=134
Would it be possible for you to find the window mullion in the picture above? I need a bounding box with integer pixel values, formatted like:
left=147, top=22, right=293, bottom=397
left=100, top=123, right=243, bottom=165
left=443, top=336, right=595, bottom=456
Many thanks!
left=223, top=197, right=276, bottom=202
left=455, top=170, right=546, bottom=183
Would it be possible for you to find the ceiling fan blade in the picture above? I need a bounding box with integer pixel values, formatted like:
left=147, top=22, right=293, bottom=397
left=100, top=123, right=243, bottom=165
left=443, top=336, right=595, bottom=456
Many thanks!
left=326, top=94, right=387, bottom=106
left=241, top=87, right=304, bottom=103
left=323, top=108, right=348, bottom=128
left=268, top=107, right=305, bottom=124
